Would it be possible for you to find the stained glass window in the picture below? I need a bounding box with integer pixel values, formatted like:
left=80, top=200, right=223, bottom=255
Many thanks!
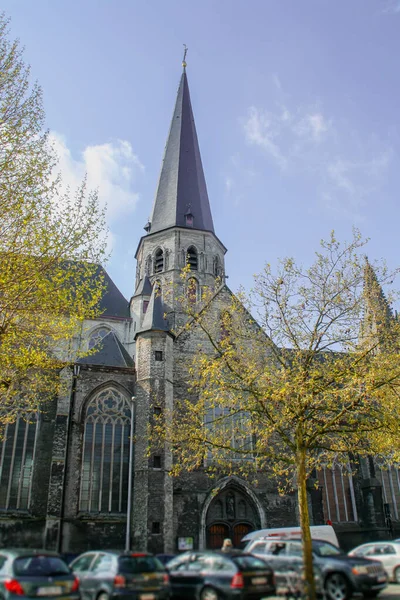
left=79, top=388, right=132, bottom=513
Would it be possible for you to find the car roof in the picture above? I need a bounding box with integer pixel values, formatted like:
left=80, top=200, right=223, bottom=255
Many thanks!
left=0, top=549, right=62, bottom=558
left=74, top=550, right=155, bottom=557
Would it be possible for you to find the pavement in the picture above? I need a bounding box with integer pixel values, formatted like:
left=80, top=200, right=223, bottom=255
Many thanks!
left=380, top=583, right=400, bottom=598
left=267, top=582, right=400, bottom=598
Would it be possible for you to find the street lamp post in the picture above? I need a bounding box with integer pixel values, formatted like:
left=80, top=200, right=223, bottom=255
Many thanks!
left=125, top=396, right=136, bottom=551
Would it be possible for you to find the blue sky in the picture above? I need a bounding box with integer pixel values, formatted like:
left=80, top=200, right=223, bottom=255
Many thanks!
left=3, top=0, right=400, bottom=299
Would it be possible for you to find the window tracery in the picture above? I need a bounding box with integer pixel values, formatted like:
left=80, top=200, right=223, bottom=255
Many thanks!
left=79, top=388, right=131, bottom=513
left=88, top=327, right=110, bottom=350
left=0, top=412, right=38, bottom=510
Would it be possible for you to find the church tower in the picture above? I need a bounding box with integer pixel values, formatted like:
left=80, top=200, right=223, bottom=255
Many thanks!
left=131, top=61, right=226, bottom=552
left=131, top=61, right=227, bottom=335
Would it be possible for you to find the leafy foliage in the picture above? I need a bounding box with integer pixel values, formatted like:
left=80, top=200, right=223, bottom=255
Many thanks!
left=154, top=231, right=400, bottom=600
left=0, top=14, right=107, bottom=417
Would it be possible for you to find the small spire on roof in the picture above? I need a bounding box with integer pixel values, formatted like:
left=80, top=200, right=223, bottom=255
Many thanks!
left=182, top=44, right=188, bottom=69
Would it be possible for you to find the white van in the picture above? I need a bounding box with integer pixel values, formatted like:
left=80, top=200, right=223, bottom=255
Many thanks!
left=241, top=525, right=339, bottom=548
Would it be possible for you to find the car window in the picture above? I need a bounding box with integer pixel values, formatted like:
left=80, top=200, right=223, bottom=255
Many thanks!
left=288, top=543, right=303, bottom=557
left=313, top=541, right=342, bottom=557
left=167, top=554, right=190, bottom=570
left=13, top=556, right=70, bottom=577
left=92, top=554, right=114, bottom=572
left=373, top=545, right=396, bottom=555
left=213, top=557, right=236, bottom=572
left=186, top=555, right=210, bottom=572
left=70, top=554, right=96, bottom=572
left=118, top=556, right=164, bottom=574
left=268, top=542, right=287, bottom=556
left=251, top=541, right=268, bottom=553
left=0, top=555, right=7, bottom=572
left=233, top=555, right=270, bottom=571
left=352, top=545, right=372, bottom=556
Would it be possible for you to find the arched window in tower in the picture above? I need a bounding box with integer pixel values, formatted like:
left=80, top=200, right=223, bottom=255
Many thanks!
left=187, top=278, right=198, bottom=304
left=88, top=326, right=110, bottom=350
left=187, top=246, right=198, bottom=270
left=213, top=256, right=220, bottom=277
left=154, top=248, right=164, bottom=273
left=0, top=412, right=38, bottom=510
left=80, top=388, right=131, bottom=513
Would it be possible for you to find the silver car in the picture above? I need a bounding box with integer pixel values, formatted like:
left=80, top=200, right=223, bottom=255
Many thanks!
left=348, top=542, right=400, bottom=583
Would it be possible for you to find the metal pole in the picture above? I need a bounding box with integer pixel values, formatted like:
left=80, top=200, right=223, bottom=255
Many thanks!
left=57, top=363, right=80, bottom=553
left=125, top=396, right=135, bottom=552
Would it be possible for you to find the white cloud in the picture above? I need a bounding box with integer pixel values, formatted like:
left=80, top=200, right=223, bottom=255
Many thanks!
left=382, top=0, right=400, bottom=13
left=50, top=132, right=144, bottom=223
left=295, top=113, right=330, bottom=142
left=243, top=106, right=288, bottom=170
left=240, top=99, right=392, bottom=219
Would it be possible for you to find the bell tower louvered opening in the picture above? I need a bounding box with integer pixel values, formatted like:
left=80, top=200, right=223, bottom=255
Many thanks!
left=187, top=246, right=198, bottom=270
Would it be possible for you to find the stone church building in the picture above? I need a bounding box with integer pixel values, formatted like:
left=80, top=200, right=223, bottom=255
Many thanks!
left=0, top=65, right=399, bottom=553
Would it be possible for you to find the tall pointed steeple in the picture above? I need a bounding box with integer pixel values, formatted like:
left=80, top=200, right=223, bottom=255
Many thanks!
left=147, top=65, right=214, bottom=235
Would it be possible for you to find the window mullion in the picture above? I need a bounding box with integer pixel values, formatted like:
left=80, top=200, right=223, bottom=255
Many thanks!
left=98, top=421, right=106, bottom=512
left=6, top=416, right=20, bottom=510
left=119, top=423, right=125, bottom=512
left=88, top=421, right=96, bottom=513
left=109, top=421, right=116, bottom=512
left=16, top=417, right=29, bottom=509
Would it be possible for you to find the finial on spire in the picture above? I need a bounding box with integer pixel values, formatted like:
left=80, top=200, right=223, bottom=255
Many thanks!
left=182, top=44, right=188, bottom=69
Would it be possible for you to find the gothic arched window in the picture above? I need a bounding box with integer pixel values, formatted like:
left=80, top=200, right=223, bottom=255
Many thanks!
left=187, top=278, right=199, bottom=304
left=154, top=249, right=164, bottom=273
left=88, top=327, right=110, bottom=350
left=80, top=388, right=131, bottom=513
left=213, top=256, right=220, bottom=277
left=187, top=246, right=198, bottom=270
left=0, top=412, right=38, bottom=510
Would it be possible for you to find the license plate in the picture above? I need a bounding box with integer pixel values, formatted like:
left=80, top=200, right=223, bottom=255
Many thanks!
left=37, top=587, right=63, bottom=596
left=377, top=575, right=387, bottom=582
left=252, top=577, right=267, bottom=585
left=140, top=595, right=155, bottom=600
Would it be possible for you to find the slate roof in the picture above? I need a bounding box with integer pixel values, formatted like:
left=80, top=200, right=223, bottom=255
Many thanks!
left=148, top=69, right=214, bottom=235
left=136, top=287, right=171, bottom=336
left=78, top=330, right=134, bottom=368
left=95, top=265, right=130, bottom=319
left=133, top=275, right=153, bottom=298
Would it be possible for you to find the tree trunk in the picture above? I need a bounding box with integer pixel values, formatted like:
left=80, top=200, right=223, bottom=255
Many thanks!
left=297, top=449, right=317, bottom=600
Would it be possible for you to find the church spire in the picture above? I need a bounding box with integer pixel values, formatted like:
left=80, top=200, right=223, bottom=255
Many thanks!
left=146, top=65, right=215, bottom=235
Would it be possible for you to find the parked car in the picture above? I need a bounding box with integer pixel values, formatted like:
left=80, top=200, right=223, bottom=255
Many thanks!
left=70, top=551, right=169, bottom=600
left=0, top=549, right=79, bottom=600
left=244, top=537, right=388, bottom=600
left=348, top=541, right=400, bottom=583
left=165, top=550, right=276, bottom=600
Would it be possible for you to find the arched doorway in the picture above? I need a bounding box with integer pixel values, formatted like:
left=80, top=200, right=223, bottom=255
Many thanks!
left=205, top=485, right=261, bottom=549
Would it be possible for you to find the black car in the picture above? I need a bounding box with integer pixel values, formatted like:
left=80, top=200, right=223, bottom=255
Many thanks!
left=0, top=549, right=79, bottom=600
left=70, top=551, right=169, bottom=600
left=166, top=550, right=276, bottom=600
left=244, top=537, right=387, bottom=600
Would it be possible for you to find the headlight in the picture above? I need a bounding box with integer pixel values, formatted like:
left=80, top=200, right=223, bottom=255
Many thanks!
left=352, top=565, right=370, bottom=575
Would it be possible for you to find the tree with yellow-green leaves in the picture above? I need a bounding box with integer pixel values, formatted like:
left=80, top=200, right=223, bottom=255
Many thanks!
left=154, top=230, right=400, bottom=600
left=0, top=14, right=107, bottom=420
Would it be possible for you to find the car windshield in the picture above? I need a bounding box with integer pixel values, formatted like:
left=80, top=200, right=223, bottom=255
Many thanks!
left=312, top=541, right=342, bottom=557
left=14, top=556, right=70, bottom=577
left=118, top=556, right=165, bottom=574
left=233, top=555, right=270, bottom=570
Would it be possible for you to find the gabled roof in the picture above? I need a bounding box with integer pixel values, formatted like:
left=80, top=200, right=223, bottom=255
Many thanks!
left=133, top=275, right=152, bottom=298
left=95, top=265, right=130, bottom=319
left=136, top=287, right=171, bottom=337
left=78, top=330, right=134, bottom=368
left=147, top=69, right=214, bottom=235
